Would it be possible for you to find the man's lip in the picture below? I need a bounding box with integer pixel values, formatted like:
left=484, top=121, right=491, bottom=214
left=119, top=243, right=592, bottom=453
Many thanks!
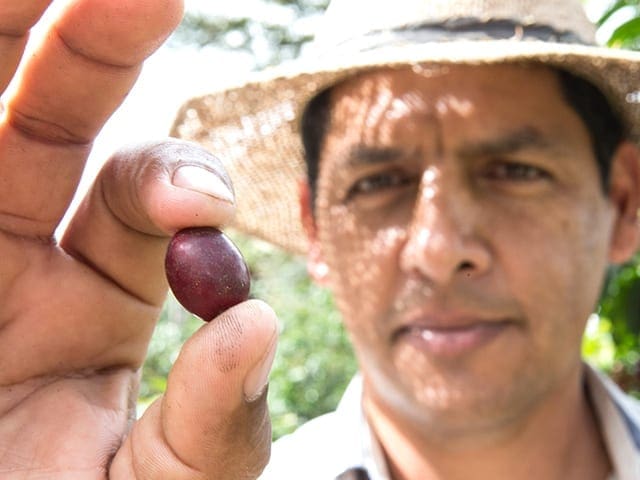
left=393, top=308, right=513, bottom=331
left=392, top=316, right=515, bottom=357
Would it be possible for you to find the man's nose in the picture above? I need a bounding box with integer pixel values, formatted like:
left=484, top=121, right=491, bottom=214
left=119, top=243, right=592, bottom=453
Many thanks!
left=399, top=174, right=491, bottom=286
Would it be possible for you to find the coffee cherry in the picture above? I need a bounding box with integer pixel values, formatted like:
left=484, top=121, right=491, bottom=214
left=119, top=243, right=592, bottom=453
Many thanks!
left=165, top=227, right=250, bottom=321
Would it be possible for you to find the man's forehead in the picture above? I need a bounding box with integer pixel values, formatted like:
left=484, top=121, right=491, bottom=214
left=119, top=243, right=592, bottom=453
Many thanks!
left=321, top=63, right=571, bottom=150
left=320, top=64, right=574, bottom=157
left=329, top=63, right=560, bottom=110
left=317, top=62, right=589, bottom=171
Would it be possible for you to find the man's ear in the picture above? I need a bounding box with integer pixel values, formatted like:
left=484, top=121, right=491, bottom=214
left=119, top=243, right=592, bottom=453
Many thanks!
left=299, top=179, right=330, bottom=285
left=608, top=141, right=640, bottom=264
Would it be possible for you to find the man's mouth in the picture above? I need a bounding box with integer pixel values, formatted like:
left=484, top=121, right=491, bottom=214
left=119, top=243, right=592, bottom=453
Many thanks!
left=393, top=320, right=514, bottom=357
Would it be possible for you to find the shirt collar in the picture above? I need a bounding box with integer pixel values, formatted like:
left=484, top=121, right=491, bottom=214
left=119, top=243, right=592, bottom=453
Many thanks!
left=333, top=374, right=389, bottom=479
left=336, top=365, right=640, bottom=480
left=584, top=363, right=640, bottom=480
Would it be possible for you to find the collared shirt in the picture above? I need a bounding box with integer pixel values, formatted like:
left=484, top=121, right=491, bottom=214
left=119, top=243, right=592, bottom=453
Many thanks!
left=261, top=364, right=640, bottom=479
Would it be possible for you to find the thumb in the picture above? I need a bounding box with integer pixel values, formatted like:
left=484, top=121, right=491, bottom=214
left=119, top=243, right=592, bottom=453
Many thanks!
left=109, top=299, right=278, bottom=479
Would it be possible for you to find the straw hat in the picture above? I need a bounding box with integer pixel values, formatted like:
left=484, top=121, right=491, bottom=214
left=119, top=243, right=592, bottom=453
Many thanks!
left=171, top=0, right=640, bottom=255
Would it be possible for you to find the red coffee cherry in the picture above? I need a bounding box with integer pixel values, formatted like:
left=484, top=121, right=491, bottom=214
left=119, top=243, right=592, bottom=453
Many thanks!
left=165, top=227, right=251, bottom=321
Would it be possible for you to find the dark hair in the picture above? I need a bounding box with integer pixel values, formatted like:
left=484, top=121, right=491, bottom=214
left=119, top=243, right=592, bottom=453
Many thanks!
left=301, top=86, right=333, bottom=208
left=556, top=69, right=626, bottom=189
left=300, top=68, right=626, bottom=211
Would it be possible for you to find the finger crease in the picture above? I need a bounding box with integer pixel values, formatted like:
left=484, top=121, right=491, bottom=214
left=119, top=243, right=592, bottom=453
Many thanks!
left=0, top=29, right=27, bottom=39
left=0, top=213, right=56, bottom=243
left=157, top=416, right=204, bottom=477
left=56, top=29, right=138, bottom=70
left=64, top=243, right=156, bottom=307
left=7, top=109, right=94, bottom=146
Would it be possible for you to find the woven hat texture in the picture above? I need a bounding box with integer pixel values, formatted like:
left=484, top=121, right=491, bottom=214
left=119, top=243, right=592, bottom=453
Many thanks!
left=171, top=0, right=640, bottom=254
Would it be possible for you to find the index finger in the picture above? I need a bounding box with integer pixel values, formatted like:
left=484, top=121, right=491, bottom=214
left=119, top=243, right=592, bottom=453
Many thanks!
left=0, top=0, right=183, bottom=238
left=0, top=1, right=51, bottom=92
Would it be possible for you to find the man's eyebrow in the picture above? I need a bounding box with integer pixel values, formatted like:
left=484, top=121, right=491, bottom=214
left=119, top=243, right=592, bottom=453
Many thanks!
left=343, top=127, right=552, bottom=166
left=345, top=145, right=410, bottom=166
left=457, top=127, right=553, bottom=158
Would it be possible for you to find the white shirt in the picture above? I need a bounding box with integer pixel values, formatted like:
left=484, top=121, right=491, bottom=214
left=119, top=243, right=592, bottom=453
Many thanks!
left=261, top=364, right=640, bottom=479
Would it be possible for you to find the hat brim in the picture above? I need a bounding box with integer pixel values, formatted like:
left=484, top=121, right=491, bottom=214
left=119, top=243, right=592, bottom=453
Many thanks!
left=171, top=40, right=640, bottom=255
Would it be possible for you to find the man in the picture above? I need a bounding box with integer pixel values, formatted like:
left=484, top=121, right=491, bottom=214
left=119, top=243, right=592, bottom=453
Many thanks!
left=172, top=0, right=640, bottom=478
left=0, top=1, right=277, bottom=478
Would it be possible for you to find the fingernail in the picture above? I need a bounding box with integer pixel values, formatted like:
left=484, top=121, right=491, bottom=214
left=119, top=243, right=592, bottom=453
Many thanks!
left=172, top=165, right=234, bottom=203
left=244, top=332, right=278, bottom=402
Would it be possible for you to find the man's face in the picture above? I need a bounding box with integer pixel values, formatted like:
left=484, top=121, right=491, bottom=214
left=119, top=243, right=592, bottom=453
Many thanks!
left=309, top=64, right=625, bottom=434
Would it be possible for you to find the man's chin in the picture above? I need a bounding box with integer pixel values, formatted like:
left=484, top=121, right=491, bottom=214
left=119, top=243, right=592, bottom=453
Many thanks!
left=371, top=366, right=539, bottom=437
left=401, top=387, right=531, bottom=441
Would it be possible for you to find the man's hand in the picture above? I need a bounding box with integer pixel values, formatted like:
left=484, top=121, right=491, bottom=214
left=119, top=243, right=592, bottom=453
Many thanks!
left=0, top=1, right=276, bottom=478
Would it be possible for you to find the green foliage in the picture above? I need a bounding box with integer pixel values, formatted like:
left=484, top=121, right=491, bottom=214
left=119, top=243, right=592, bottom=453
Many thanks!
left=597, top=0, right=640, bottom=49
left=138, top=298, right=202, bottom=413
left=608, top=17, right=640, bottom=48
left=230, top=232, right=357, bottom=439
left=140, top=231, right=357, bottom=439
left=585, top=255, right=640, bottom=396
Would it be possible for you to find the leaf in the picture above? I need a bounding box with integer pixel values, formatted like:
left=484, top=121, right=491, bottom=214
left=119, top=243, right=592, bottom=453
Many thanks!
left=597, top=0, right=637, bottom=27
left=607, top=16, right=640, bottom=48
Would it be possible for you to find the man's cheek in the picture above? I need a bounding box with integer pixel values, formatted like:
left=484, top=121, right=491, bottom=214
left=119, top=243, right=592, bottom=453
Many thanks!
left=507, top=237, right=578, bottom=344
left=355, top=232, right=405, bottom=319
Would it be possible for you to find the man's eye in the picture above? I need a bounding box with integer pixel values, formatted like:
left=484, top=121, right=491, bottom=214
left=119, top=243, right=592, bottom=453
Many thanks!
left=347, top=172, right=412, bottom=199
left=483, top=162, right=550, bottom=181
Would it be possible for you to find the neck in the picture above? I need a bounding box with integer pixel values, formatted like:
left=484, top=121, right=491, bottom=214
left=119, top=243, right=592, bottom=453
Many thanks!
left=363, top=365, right=611, bottom=480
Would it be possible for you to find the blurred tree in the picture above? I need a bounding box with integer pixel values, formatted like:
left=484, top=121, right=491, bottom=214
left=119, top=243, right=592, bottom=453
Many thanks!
left=593, top=257, right=640, bottom=396
left=171, top=0, right=329, bottom=69
left=596, top=0, right=640, bottom=49
left=230, top=233, right=357, bottom=439
left=140, top=232, right=357, bottom=440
